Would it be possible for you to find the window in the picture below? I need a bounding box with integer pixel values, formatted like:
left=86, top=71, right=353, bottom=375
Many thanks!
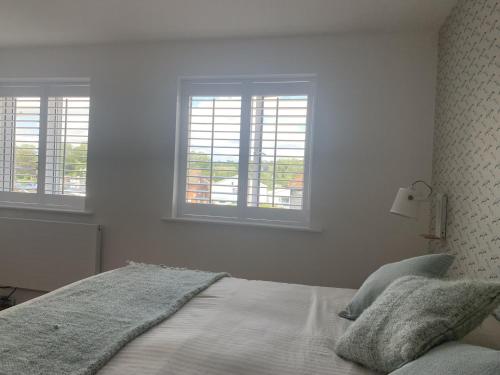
left=174, top=77, right=314, bottom=226
left=0, top=81, right=90, bottom=211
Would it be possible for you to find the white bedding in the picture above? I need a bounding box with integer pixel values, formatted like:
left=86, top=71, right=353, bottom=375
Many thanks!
left=99, top=277, right=376, bottom=375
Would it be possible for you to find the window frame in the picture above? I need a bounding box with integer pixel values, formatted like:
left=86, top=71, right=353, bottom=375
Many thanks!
left=0, top=79, right=91, bottom=212
left=173, top=76, right=315, bottom=227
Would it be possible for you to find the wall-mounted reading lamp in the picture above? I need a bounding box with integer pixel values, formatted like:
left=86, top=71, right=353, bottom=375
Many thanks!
left=390, top=180, right=447, bottom=240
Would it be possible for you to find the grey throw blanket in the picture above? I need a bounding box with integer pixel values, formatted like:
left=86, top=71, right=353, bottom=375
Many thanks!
left=0, top=263, right=227, bottom=375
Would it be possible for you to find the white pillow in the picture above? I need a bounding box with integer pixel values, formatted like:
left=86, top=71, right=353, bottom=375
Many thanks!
left=461, top=315, right=500, bottom=350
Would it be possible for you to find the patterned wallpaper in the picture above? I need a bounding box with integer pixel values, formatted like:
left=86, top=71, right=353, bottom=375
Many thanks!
left=431, top=0, right=500, bottom=280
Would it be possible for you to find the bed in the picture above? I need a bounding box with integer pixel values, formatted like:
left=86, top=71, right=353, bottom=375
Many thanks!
left=3, top=261, right=497, bottom=375
left=0, top=265, right=376, bottom=375
left=99, top=277, right=375, bottom=375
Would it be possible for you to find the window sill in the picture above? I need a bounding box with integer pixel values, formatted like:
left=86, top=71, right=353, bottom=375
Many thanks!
left=162, top=216, right=322, bottom=232
left=0, top=204, right=93, bottom=215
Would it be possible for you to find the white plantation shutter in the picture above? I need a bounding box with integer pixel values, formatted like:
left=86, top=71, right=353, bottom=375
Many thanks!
left=175, top=77, right=314, bottom=226
left=248, top=95, right=308, bottom=210
left=45, top=96, right=90, bottom=196
left=186, top=96, right=241, bottom=206
left=0, top=96, right=41, bottom=193
left=0, top=81, right=90, bottom=211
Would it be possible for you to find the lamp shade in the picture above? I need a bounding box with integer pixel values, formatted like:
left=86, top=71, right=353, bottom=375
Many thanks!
left=390, top=188, right=418, bottom=218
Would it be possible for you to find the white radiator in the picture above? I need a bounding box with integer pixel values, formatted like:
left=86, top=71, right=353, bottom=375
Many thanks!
left=0, top=217, right=101, bottom=292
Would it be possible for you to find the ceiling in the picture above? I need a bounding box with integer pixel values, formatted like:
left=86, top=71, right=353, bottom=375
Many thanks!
left=0, top=0, right=457, bottom=47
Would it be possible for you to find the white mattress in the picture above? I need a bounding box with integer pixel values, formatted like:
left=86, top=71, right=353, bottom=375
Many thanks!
left=99, top=277, right=376, bottom=375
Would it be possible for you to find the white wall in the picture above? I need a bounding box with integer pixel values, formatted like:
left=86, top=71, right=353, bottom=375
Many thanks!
left=0, top=33, right=437, bottom=290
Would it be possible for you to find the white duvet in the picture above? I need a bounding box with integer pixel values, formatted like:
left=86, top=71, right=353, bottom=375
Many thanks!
left=99, top=277, right=377, bottom=375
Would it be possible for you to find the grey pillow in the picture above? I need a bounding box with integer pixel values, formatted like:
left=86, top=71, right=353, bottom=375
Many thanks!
left=339, top=253, right=454, bottom=320
left=334, top=276, right=500, bottom=373
left=390, top=342, right=500, bottom=375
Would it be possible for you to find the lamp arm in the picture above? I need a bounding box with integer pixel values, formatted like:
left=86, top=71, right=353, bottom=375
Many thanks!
left=410, top=180, right=433, bottom=199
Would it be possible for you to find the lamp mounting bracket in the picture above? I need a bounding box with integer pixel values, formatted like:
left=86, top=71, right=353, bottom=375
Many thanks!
left=409, top=180, right=433, bottom=200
